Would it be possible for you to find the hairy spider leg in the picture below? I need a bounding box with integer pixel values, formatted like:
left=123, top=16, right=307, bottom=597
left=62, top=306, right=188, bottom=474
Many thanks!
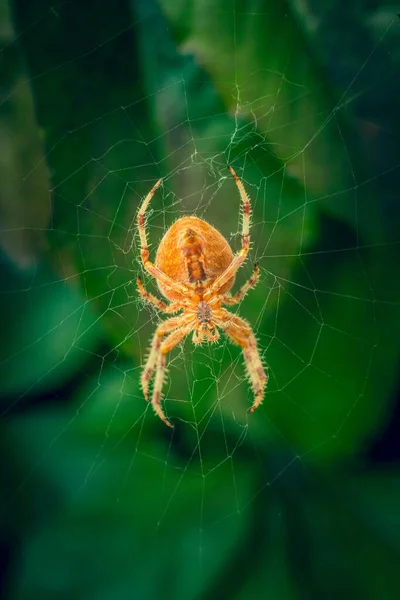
left=215, top=309, right=267, bottom=413
left=222, top=263, right=260, bottom=306
left=137, top=277, right=167, bottom=310
left=137, top=277, right=181, bottom=313
left=141, top=316, right=190, bottom=403
left=152, top=323, right=195, bottom=428
left=204, top=166, right=252, bottom=300
left=137, top=178, right=193, bottom=299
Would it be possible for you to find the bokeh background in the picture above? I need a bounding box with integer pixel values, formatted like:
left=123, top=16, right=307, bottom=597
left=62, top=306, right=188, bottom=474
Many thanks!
left=1, top=1, right=400, bottom=598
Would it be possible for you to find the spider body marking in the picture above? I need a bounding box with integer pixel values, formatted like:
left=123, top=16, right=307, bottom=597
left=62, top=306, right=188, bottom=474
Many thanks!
left=137, top=166, right=268, bottom=428
left=196, top=301, right=211, bottom=323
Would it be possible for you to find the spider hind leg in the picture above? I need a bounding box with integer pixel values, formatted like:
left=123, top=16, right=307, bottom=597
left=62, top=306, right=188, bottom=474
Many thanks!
left=148, top=322, right=194, bottom=428
left=141, top=316, right=186, bottom=404
left=216, top=310, right=268, bottom=413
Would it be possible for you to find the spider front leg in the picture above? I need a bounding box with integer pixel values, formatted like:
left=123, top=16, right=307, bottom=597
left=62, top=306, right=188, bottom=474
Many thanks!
left=151, top=324, right=194, bottom=428
left=204, top=165, right=252, bottom=300
left=137, top=178, right=193, bottom=298
left=216, top=310, right=268, bottom=413
left=223, top=263, right=259, bottom=306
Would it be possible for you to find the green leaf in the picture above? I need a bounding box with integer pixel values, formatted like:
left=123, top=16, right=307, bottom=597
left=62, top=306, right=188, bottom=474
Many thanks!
left=158, top=0, right=386, bottom=237
left=295, top=470, right=400, bottom=599
left=0, top=0, right=51, bottom=267
left=0, top=260, right=101, bottom=401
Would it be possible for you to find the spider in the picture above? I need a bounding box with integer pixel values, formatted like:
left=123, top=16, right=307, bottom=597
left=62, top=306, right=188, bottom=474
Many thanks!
left=137, top=166, right=268, bottom=428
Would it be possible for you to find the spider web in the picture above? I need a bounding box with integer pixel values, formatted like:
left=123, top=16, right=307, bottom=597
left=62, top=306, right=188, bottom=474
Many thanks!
left=1, top=1, right=400, bottom=597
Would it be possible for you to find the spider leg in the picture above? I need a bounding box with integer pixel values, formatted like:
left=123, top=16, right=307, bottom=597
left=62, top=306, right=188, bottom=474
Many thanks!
left=215, top=309, right=268, bottom=414
left=204, top=166, right=252, bottom=300
left=137, top=277, right=181, bottom=314
left=222, top=263, right=259, bottom=306
left=141, top=316, right=187, bottom=403
left=151, top=324, right=194, bottom=428
left=137, top=178, right=193, bottom=299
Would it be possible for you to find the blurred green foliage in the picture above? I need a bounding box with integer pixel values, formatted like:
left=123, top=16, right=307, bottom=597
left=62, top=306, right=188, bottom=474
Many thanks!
left=1, top=0, right=400, bottom=598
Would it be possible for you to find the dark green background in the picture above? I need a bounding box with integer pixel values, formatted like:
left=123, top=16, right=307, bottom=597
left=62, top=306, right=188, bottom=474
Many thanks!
left=1, top=1, right=400, bottom=598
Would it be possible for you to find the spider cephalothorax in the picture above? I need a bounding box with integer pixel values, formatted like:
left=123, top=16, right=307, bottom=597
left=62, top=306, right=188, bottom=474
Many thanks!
left=137, top=166, right=268, bottom=428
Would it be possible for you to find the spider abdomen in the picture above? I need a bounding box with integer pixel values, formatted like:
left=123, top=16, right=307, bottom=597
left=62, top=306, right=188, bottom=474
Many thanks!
left=155, top=216, right=234, bottom=300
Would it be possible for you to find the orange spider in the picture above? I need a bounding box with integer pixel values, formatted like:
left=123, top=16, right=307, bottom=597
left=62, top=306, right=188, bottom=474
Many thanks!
left=137, top=166, right=268, bottom=428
